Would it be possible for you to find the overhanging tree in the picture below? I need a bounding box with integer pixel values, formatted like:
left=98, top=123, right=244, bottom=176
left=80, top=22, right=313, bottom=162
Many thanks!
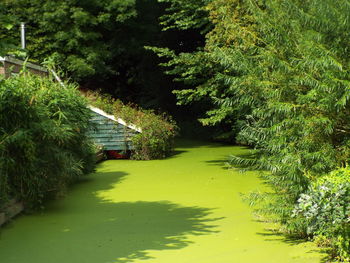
left=154, top=0, right=350, bottom=235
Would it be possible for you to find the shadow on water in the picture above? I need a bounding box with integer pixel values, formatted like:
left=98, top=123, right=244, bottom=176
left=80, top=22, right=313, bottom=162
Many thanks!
left=174, top=138, right=235, bottom=149
left=203, top=150, right=254, bottom=170
left=166, top=150, right=187, bottom=159
left=168, top=139, right=235, bottom=160
left=204, top=159, right=230, bottom=170
left=174, top=139, right=212, bottom=149
left=256, top=230, right=329, bottom=261
left=200, top=144, right=256, bottom=170
left=1, top=170, right=222, bottom=263
left=256, top=231, right=306, bottom=245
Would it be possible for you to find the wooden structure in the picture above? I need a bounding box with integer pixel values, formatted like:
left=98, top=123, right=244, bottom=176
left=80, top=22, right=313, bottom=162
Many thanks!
left=0, top=57, right=141, bottom=225
left=87, top=106, right=141, bottom=151
left=0, top=55, right=140, bottom=152
left=0, top=56, right=48, bottom=78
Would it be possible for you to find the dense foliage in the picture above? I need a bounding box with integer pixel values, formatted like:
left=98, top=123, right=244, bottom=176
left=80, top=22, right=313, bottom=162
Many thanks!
left=1, top=0, right=208, bottom=118
left=85, top=91, right=178, bottom=160
left=158, top=0, right=210, bottom=32
left=3, top=0, right=350, bottom=259
left=0, top=74, right=96, bottom=209
left=293, top=168, right=350, bottom=261
left=155, top=0, right=350, bottom=260
left=0, top=2, right=16, bottom=55
left=2, top=0, right=136, bottom=80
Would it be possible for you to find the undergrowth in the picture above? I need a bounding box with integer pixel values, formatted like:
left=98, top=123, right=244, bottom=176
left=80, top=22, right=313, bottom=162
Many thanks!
left=0, top=74, right=96, bottom=209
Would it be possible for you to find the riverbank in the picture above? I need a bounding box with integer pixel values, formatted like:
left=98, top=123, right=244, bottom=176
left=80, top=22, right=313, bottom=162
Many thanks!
left=0, top=200, right=23, bottom=227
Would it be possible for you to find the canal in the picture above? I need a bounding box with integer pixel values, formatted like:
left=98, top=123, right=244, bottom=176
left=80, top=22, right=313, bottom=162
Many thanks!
left=0, top=140, right=323, bottom=263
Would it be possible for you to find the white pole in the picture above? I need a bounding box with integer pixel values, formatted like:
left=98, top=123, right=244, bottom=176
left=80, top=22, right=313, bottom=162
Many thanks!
left=20, top=22, right=26, bottom=49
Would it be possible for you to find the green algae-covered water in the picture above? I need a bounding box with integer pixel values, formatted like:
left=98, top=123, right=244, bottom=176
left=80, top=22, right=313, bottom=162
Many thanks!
left=0, top=140, right=324, bottom=263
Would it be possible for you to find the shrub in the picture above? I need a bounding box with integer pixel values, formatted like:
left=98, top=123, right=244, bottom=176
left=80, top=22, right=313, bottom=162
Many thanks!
left=84, top=91, right=178, bottom=160
left=0, top=74, right=96, bottom=209
left=293, top=168, right=350, bottom=261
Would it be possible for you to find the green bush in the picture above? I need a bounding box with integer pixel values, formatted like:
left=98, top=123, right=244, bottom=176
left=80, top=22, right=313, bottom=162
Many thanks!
left=84, top=91, right=178, bottom=160
left=293, top=168, right=350, bottom=261
left=0, top=74, right=96, bottom=209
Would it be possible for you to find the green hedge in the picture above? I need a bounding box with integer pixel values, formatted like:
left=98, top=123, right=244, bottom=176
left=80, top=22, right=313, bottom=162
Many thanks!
left=0, top=74, right=96, bottom=209
left=84, top=91, right=178, bottom=160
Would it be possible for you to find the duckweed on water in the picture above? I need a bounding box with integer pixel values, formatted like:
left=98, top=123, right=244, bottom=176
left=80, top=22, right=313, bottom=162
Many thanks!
left=0, top=140, right=324, bottom=263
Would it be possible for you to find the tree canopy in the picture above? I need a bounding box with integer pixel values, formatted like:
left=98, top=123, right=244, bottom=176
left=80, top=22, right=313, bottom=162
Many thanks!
left=0, top=2, right=16, bottom=55
left=2, top=0, right=137, bottom=80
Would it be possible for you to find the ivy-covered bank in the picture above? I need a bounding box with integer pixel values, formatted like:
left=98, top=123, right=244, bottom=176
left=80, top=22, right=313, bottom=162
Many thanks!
left=84, top=91, right=178, bottom=160
left=0, top=74, right=96, bottom=210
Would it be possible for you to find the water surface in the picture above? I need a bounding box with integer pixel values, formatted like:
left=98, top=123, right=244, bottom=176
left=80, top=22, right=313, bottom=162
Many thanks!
left=0, top=140, right=323, bottom=263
